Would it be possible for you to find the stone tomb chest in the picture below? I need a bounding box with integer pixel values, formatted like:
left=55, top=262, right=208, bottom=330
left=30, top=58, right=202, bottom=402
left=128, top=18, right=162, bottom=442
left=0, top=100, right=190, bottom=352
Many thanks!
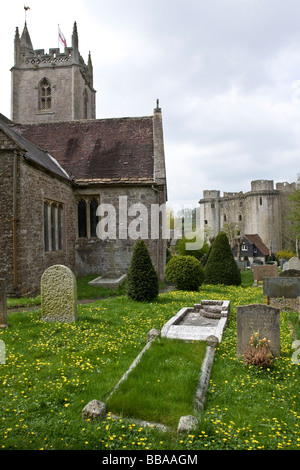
left=161, top=300, right=230, bottom=342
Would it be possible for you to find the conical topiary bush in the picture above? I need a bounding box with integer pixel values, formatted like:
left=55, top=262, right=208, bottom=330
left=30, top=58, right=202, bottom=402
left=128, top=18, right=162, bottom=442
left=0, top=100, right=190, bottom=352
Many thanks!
left=205, top=232, right=241, bottom=286
left=127, top=240, right=159, bottom=302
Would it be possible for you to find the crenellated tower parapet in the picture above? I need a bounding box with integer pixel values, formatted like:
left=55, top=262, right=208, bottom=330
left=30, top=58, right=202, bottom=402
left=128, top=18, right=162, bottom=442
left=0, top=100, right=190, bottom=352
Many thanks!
left=11, top=22, right=96, bottom=124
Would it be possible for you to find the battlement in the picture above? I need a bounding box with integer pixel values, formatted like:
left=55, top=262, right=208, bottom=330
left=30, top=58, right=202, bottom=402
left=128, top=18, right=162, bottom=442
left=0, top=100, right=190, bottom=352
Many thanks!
left=11, top=21, right=96, bottom=124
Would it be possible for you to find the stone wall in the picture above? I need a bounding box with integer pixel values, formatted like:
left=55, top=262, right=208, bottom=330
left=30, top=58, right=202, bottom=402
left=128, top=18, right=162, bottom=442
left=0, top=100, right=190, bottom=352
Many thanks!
left=75, top=184, right=167, bottom=281
left=0, top=146, right=15, bottom=294
left=10, top=155, right=76, bottom=296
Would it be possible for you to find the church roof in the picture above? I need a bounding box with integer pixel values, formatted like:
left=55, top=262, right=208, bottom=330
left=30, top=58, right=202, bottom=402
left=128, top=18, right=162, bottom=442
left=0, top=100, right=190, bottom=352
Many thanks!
left=0, top=120, right=70, bottom=180
left=14, top=117, right=155, bottom=183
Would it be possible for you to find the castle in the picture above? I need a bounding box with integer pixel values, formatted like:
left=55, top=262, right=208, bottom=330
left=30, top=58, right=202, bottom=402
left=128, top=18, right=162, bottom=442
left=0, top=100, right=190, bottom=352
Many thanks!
left=199, top=179, right=295, bottom=255
left=0, top=22, right=167, bottom=296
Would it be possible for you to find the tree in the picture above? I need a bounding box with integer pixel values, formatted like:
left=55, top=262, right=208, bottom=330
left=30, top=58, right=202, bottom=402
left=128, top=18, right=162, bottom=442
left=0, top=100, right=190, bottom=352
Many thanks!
left=288, top=176, right=300, bottom=257
left=126, top=240, right=159, bottom=302
left=176, top=236, right=210, bottom=262
left=204, top=232, right=241, bottom=286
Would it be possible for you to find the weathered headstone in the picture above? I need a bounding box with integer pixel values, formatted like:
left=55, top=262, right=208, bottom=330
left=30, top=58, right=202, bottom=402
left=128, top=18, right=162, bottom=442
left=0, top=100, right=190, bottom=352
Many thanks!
left=236, top=304, right=280, bottom=357
left=288, top=257, right=300, bottom=271
left=0, top=280, right=8, bottom=329
left=263, top=277, right=300, bottom=300
left=252, top=264, right=278, bottom=282
left=41, top=265, right=77, bottom=323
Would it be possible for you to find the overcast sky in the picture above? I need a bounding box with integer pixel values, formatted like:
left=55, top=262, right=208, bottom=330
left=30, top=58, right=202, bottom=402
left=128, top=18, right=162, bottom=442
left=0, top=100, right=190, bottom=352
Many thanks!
left=1, top=0, right=300, bottom=208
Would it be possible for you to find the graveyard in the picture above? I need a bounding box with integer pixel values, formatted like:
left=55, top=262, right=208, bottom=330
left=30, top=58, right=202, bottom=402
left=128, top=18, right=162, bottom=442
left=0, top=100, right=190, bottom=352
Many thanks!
left=0, top=269, right=299, bottom=450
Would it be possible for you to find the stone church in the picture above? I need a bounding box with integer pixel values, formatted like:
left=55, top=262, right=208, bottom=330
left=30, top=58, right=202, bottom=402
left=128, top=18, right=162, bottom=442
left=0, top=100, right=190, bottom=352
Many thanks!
left=0, top=22, right=167, bottom=296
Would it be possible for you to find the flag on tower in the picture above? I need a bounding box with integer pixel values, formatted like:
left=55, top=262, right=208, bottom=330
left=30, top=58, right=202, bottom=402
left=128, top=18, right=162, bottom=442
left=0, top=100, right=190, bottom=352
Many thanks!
left=58, top=25, right=67, bottom=48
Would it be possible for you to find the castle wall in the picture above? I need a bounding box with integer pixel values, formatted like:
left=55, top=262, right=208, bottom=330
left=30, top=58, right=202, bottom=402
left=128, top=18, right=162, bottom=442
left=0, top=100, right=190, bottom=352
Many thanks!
left=199, top=180, right=294, bottom=253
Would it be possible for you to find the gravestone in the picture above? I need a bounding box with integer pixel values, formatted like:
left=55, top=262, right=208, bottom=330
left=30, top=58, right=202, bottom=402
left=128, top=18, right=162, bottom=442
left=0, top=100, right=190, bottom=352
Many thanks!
left=41, top=265, right=77, bottom=323
left=88, top=240, right=126, bottom=290
left=0, top=280, right=8, bottom=329
left=263, top=277, right=300, bottom=300
left=252, top=264, right=277, bottom=282
left=236, top=304, right=280, bottom=357
left=288, top=257, right=300, bottom=271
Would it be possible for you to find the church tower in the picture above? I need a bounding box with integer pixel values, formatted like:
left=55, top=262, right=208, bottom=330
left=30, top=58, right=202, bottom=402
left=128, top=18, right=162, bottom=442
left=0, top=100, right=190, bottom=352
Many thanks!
left=11, top=22, right=96, bottom=124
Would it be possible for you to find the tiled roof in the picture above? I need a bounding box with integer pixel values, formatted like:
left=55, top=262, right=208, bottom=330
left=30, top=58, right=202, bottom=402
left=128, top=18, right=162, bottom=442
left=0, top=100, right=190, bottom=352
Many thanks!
left=0, top=120, right=70, bottom=180
left=244, top=234, right=270, bottom=255
left=14, top=117, right=155, bottom=182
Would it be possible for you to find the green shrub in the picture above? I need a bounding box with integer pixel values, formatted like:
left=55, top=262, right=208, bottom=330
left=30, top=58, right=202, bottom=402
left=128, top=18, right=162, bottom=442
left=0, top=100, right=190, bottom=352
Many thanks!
left=126, top=240, right=159, bottom=302
left=176, top=237, right=210, bottom=261
left=275, top=249, right=297, bottom=261
left=205, top=232, right=241, bottom=286
left=165, top=255, right=205, bottom=291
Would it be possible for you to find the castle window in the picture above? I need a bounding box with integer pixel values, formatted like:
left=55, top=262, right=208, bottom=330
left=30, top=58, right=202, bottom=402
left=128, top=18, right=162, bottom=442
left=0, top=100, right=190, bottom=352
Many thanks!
left=239, top=214, right=242, bottom=221
left=39, top=78, right=52, bottom=111
left=44, top=200, right=63, bottom=252
left=224, top=214, right=227, bottom=222
left=259, top=197, right=263, bottom=206
left=77, top=197, right=99, bottom=238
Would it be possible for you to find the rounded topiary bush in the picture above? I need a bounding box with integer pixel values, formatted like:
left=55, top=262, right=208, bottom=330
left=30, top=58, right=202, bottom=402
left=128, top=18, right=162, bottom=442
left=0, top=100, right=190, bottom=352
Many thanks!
left=165, top=255, right=205, bottom=291
left=204, top=232, right=241, bottom=286
left=127, top=240, right=159, bottom=302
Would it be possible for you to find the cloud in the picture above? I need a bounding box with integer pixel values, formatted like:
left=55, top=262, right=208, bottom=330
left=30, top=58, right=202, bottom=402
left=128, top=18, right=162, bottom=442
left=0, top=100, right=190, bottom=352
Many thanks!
left=1, top=0, right=300, bottom=208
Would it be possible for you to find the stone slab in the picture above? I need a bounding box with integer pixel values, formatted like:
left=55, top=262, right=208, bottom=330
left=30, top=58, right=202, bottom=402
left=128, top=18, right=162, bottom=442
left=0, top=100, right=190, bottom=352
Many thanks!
left=88, top=274, right=127, bottom=290
left=161, top=301, right=230, bottom=343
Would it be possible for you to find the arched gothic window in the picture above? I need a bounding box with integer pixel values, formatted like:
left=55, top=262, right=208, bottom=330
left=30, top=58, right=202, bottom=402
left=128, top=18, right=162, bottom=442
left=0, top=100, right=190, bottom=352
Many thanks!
left=78, top=199, right=87, bottom=238
left=39, top=78, right=52, bottom=111
left=90, top=199, right=98, bottom=238
left=77, top=197, right=99, bottom=238
left=44, top=201, right=63, bottom=252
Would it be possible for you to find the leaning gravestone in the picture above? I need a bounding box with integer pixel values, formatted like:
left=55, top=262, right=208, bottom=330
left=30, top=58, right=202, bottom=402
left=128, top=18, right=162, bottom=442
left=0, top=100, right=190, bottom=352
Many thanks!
left=236, top=304, right=280, bottom=358
left=41, top=265, right=77, bottom=323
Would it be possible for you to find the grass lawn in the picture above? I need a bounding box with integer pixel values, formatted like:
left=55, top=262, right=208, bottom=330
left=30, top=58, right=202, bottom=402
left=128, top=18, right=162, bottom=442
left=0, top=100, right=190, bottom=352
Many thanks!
left=0, top=271, right=299, bottom=450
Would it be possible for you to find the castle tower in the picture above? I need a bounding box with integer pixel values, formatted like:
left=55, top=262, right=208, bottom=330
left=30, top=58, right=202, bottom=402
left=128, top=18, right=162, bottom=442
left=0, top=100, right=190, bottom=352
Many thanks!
left=11, top=22, right=96, bottom=124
